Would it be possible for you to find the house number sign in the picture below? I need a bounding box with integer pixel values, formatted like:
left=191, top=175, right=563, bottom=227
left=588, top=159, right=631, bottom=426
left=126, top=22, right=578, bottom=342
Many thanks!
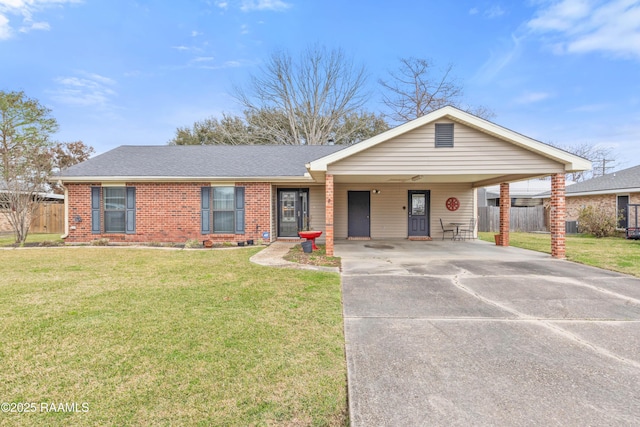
left=445, top=197, right=460, bottom=211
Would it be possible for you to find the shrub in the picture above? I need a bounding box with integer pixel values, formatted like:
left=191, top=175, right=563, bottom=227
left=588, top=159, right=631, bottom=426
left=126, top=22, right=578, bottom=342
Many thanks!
left=90, top=238, right=110, bottom=246
left=184, top=239, right=201, bottom=249
left=578, top=206, right=620, bottom=238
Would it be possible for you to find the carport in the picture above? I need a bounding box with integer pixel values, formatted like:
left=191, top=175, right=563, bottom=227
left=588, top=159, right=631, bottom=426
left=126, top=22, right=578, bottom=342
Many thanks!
left=307, top=107, right=591, bottom=258
left=337, top=239, right=640, bottom=426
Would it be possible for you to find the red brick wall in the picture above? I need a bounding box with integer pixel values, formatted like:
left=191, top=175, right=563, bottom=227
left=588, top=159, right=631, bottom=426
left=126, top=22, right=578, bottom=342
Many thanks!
left=565, top=193, right=640, bottom=220
left=325, top=174, right=334, bottom=256
left=499, top=182, right=510, bottom=246
left=550, top=173, right=566, bottom=259
left=65, top=182, right=271, bottom=244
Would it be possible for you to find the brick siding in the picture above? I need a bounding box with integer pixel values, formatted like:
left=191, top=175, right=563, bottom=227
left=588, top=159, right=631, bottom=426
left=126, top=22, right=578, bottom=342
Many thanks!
left=550, top=173, right=566, bottom=259
left=565, top=192, right=640, bottom=221
left=65, top=182, right=271, bottom=244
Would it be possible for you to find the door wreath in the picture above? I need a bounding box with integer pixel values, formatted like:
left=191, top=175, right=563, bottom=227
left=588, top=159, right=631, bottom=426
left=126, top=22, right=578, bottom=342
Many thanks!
left=445, top=197, right=460, bottom=211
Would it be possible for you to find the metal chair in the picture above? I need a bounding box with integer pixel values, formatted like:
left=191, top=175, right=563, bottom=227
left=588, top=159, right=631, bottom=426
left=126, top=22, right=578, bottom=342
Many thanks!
left=440, top=218, right=455, bottom=240
left=459, top=217, right=476, bottom=240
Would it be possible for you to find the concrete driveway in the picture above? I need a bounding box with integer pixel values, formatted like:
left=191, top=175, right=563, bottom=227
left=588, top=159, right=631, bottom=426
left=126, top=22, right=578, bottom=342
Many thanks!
left=336, top=239, right=640, bottom=426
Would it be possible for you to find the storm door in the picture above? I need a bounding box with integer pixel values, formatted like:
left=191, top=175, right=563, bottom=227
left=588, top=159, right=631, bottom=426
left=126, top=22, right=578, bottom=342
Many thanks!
left=408, top=190, right=430, bottom=236
left=278, top=189, right=309, bottom=237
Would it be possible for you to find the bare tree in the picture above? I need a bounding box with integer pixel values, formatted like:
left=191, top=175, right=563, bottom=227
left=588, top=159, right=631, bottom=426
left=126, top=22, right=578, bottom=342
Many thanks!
left=50, top=140, right=95, bottom=193
left=379, top=57, right=495, bottom=123
left=234, top=45, right=370, bottom=145
left=0, top=91, right=58, bottom=244
left=546, top=141, right=618, bottom=182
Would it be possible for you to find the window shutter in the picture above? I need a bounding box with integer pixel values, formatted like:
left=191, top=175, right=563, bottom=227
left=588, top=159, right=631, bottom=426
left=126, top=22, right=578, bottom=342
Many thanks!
left=201, top=187, right=211, bottom=234
left=125, top=187, right=136, bottom=234
left=91, top=187, right=101, bottom=234
left=435, top=123, right=454, bottom=147
left=235, top=187, right=245, bottom=234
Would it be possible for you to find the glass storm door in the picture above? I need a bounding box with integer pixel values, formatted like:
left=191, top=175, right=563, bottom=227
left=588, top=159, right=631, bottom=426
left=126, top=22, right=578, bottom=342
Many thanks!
left=408, top=190, right=430, bottom=236
left=278, top=189, right=309, bottom=237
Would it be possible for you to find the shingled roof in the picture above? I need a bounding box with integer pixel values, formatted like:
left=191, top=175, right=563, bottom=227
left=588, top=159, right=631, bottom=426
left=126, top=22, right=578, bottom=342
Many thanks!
left=558, top=164, right=640, bottom=196
left=55, top=145, right=346, bottom=180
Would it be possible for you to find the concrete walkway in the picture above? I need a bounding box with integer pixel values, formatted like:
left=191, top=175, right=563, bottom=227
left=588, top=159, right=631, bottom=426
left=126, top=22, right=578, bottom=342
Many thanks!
left=336, top=239, right=640, bottom=426
left=249, top=241, right=340, bottom=273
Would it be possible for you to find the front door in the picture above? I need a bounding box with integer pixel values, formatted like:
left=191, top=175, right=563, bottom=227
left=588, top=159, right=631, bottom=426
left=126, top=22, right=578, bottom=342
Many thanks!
left=408, top=190, right=430, bottom=237
left=618, top=195, right=629, bottom=229
left=278, top=189, right=309, bottom=237
left=348, top=191, right=370, bottom=237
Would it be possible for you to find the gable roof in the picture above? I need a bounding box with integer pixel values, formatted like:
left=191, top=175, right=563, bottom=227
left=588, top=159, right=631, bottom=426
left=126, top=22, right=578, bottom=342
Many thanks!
left=563, top=164, right=640, bottom=196
left=308, top=106, right=591, bottom=173
left=55, top=145, right=345, bottom=182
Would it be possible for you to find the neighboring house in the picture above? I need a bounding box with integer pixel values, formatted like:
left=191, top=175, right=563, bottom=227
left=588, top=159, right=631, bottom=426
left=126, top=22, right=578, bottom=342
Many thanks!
left=481, top=178, right=575, bottom=207
left=55, top=106, right=590, bottom=258
left=539, top=164, right=640, bottom=229
left=0, top=191, right=64, bottom=233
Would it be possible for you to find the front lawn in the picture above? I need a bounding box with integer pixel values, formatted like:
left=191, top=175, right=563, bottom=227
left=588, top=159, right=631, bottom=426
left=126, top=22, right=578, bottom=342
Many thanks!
left=0, top=247, right=347, bottom=426
left=479, top=232, right=640, bottom=277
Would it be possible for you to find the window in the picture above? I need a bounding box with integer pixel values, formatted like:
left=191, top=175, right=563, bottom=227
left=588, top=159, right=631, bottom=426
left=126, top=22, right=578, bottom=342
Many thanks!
left=213, top=187, right=234, bottom=233
left=201, top=186, right=245, bottom=234
left=435, top=123, right=454, bottom=148
left=104, top=187, right=126, bottom=233
left=91, top=186, right=136, bottom=234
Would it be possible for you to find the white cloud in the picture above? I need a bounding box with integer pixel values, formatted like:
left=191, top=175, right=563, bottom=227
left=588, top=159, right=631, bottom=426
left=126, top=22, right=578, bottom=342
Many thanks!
left=515, top=91, right=553, bottom=104
left=0, top=0, right=80, bottom=39
left=485, top=5, right=505, bottom=18
left=468, top=7, right=479, bottom=15
left=215, top=1, right=228, bottom=10
left=49, top=72, right=117, bottom=108
left=240, top=0, right=291, bottom=12
left=0, top=13, right=11, bottom=39
left=474, top=34, right=523, bottom=83
left=527, top=0, right=640, bottom=59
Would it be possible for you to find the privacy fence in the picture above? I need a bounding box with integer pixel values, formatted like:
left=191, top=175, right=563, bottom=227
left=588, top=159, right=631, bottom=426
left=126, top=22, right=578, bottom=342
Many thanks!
left=30, top=203, right=65, bottom=234
left=478, top=206, right=547, bottom=232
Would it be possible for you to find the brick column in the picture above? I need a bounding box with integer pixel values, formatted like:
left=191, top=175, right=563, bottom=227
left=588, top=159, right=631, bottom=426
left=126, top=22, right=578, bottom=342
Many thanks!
left=325, top=174, right=334, bottom=256
left=550, top=173, right=566, bottom=259
left=499, top=182, right=510, bottom=246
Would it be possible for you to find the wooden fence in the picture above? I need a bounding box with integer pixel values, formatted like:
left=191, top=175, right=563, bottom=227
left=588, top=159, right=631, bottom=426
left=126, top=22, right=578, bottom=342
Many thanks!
left=30, top=203, right=65, bottom=234
left=478, top=206, right=547, bottom=232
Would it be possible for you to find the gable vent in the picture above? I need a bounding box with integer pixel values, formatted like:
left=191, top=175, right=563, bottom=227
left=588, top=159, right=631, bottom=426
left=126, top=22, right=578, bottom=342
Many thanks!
left=435, top=123, right=454, bottom=148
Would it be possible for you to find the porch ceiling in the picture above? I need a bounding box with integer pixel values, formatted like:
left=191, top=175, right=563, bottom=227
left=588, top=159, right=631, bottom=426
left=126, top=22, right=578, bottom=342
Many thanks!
left=330, top=173, right=547, bottom=187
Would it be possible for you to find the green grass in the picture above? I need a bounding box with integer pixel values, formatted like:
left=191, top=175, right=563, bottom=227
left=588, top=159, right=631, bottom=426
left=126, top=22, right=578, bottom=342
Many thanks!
left=0, top=247, right=347, bottom=426
left=0, top=233, right=63, bottom=246
left=479, top=232, right=640, bottom=277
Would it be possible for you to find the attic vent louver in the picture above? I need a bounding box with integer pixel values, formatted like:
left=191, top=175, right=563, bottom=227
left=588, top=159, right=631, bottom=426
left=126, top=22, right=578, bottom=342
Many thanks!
left=435, top=123, right=454, bottom=148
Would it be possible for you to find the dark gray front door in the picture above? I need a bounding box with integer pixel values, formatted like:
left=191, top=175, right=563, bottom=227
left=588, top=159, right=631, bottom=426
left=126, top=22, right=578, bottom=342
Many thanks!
left=348, top=191, right=370, bottom=237
left=408, top=190, right=430, bottom=236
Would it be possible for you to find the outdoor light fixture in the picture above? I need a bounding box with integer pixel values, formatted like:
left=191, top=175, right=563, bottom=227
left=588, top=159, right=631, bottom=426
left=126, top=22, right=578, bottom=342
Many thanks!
left=372, top=189, right=381, bottom=194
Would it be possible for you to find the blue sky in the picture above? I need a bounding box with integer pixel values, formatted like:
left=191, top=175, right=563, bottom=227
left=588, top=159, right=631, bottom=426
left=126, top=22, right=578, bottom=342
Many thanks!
left=2, top=0, right=639, bottom=168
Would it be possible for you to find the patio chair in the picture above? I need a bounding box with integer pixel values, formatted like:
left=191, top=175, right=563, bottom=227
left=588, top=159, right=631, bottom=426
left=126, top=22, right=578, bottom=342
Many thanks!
left=459, top=217, right=476, bottom=240
left=440, top=218, right=455, bottom=240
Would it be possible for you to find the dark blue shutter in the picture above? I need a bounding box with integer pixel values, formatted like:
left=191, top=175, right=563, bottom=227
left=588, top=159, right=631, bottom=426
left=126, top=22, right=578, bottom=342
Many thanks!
left=201, top=187, right=211, bottom=234
left=125, top=187, right=136, bottom=234
left=91, top=187, right=101, bottom=234
left=235, top=187, right=245, bottom=234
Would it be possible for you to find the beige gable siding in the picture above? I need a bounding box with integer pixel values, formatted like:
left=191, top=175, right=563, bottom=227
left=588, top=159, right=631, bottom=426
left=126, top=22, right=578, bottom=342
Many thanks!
left=334, top=183, right=476, bottom=239
left=328, top=121, right=565, bottom=175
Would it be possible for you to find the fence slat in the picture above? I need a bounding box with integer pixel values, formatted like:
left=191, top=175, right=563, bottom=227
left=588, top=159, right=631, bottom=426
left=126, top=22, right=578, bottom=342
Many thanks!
left=478, top=206, right=547, bottom=232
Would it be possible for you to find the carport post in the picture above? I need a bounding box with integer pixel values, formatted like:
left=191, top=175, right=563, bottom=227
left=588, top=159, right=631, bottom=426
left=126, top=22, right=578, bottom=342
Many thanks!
left=325, top=174, right=334, bottom=256
left=550, top=173, right=566, bottom=259
left=499, top=182, right=510, bottom=246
